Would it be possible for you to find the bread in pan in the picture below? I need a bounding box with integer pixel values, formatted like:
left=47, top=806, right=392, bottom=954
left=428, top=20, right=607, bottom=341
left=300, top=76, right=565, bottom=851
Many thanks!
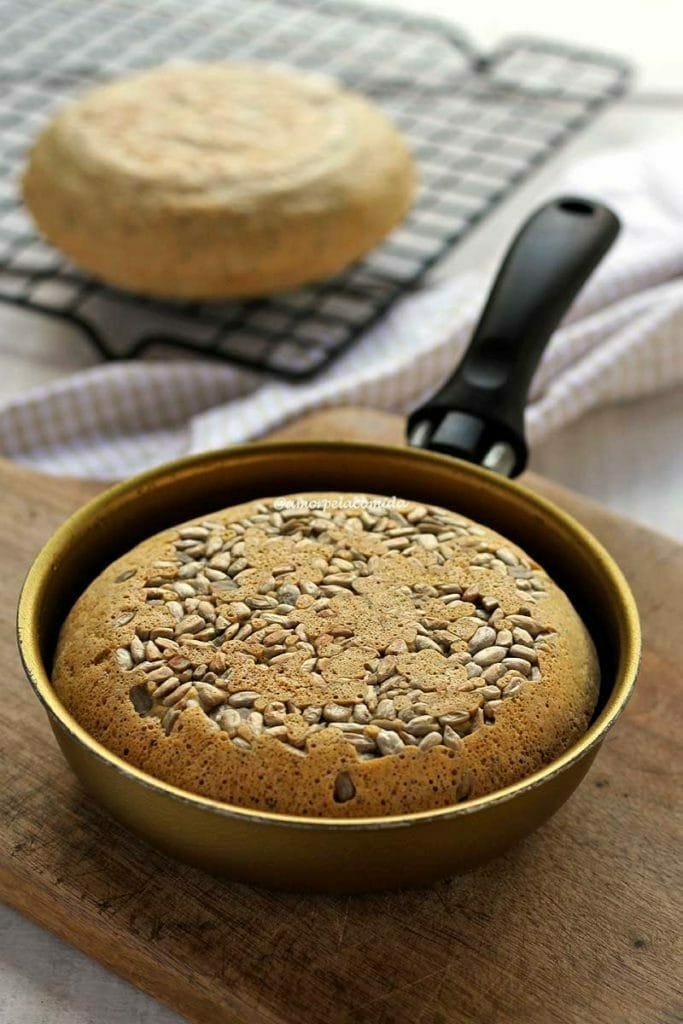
left=53, top=492, right=599, bottom=818
left=22, top=62, right=416, bottom=299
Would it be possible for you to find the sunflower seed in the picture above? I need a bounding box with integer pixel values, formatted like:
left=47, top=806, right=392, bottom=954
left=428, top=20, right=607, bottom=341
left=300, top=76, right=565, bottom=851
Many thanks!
left=153, top=677, right=181, bottom=700
left=160, top=708, right=180, bottom=734
left=128, top=634, right=145, bottom=663
left=114, top=611, right=135, bottom=627
left=376, top=730, right=405, bottom=755
left=115, top=647, right=133, bottom=670
left=415, top=533, right=439, bottom=550
left=145, top=640, right=162, bottom=660
left=469, top=625, right=497, bottom=653
left=502, top=658, right=532, bottom=676
left=352, top=703, right=372, bottom=725
left=405, top=715, right=438, bottom=737
left=442, top=725, right=463, bottom=751
left=476, top=685, right=502, bottom=701
left=195, top=683, right=227, bottom=710
left=345, top=733, right=377, bottom=754
left=334, top=771, right=356, bottom=802
left=472, top=645, right=507, bottom=667
left=129, top=683, right=153, bottom=714
left=507, top=615, right=542, bottom=637
left=376, top=698, right=396, bottom=719
left=415, top=636, right=442, bottom=653
left=503, top=679, right=523, bottom=697
left=323, top=703, right=352, bottom=723
left=162, top=681, right=193, bottom=706
left=419, top=732, right=443, bottom=752
left=246, top=711, right=264, bottom=735
left=509, top=644, right=538, bottom=664
left=271, top=563, right=295, bottom=576
left=179, top=526, right=209, bottom=541
left=439, top=711, right=470, bottom=728
left=265, top=725, right=289, bottom=739
left=484, top=699, right=503, bottom=719
left=115, top=569, right=136, bottom=583
left=175, top=614, right=205, bottom=636
left=228, top=691, right=260, bottom=708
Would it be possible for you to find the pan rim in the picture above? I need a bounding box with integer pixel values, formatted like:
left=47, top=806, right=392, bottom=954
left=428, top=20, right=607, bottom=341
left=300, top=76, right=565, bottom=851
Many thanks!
left=17, top=440, right=641, bottom=832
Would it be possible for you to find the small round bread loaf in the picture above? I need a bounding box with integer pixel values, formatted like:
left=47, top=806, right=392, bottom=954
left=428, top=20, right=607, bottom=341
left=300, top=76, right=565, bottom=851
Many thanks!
left=53, top=493, right=599, bottom=818
left=22, top=62, right=416, bottom=298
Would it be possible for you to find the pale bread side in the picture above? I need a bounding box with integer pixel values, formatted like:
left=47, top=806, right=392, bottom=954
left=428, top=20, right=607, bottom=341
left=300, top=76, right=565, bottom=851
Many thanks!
left=23, top=62, right=416, bottom=298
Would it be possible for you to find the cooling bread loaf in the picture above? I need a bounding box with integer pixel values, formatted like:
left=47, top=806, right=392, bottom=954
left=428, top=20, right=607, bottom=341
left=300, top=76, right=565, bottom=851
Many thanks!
left=22, top=62, right=416, bottom=298
left=53, top=492, right=600, bottom=818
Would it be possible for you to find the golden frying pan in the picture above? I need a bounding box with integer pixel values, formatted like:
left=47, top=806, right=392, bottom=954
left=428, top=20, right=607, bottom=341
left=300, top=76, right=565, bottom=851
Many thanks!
left=18, top=198, right=640, bottom=892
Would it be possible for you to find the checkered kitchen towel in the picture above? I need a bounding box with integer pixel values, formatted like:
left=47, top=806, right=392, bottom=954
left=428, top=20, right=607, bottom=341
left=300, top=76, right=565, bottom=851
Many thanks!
left=2, top=142, right=683, bottom=480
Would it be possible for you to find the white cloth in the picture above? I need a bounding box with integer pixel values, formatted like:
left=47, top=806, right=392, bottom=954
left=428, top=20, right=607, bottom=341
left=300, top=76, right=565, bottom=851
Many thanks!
left=1, top=142, right=682, bottom=480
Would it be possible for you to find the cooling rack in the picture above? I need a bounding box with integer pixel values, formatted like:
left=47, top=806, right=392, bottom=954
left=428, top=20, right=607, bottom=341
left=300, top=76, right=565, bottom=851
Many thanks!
left=0, top=0, right=630, bottom=379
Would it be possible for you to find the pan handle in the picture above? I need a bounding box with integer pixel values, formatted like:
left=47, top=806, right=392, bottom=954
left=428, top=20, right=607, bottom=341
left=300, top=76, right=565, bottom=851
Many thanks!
left=407, top=196, right=620, bottom=477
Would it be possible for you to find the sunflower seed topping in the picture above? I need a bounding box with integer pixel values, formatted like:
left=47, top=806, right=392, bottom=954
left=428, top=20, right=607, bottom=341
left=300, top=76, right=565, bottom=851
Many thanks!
left=109, top=495, right=554, bottom=787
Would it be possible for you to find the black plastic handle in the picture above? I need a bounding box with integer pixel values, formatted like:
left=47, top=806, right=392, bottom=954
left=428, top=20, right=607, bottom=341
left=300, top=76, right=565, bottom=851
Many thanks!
left=407, top=196, right=620, bottom=477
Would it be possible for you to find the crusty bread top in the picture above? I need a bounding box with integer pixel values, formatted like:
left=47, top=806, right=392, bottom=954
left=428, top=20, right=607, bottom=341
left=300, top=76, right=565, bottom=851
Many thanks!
left=34, top=61, right=410, bottom=210
left=53, top=493, right=599, bottom=818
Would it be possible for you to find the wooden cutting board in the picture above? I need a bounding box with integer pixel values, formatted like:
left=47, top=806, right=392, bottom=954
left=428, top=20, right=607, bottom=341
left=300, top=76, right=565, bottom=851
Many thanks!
left=0, top=409, right=680, bottom=1024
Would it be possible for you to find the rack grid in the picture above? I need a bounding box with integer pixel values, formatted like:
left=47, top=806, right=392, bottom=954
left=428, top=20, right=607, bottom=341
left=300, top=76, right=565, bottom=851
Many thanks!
left=0, top=0, right=630, bottom=378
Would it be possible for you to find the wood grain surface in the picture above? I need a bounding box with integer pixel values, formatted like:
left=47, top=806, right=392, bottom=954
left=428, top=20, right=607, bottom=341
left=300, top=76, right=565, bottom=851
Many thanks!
left=0, top=409, right=680, bottom=1024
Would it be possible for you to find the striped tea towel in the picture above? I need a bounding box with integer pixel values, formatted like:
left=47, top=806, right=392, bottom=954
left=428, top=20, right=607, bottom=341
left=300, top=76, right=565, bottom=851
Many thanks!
left=1, top=141, right=683, bottom=480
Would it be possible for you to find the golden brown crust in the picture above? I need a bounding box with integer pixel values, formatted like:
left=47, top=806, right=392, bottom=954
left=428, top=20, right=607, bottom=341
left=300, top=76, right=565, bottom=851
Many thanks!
left=52, top=492, right=599, bottom=818
left=22, top=62, right=416, bottom=298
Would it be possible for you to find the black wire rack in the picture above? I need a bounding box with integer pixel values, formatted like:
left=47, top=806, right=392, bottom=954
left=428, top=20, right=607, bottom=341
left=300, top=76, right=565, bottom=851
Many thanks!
left=0, top=0, right=630, bottom=379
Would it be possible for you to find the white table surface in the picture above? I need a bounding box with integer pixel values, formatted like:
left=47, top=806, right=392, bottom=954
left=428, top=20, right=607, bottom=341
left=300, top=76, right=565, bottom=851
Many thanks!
left=1, top=2, right=682, bottom=1022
